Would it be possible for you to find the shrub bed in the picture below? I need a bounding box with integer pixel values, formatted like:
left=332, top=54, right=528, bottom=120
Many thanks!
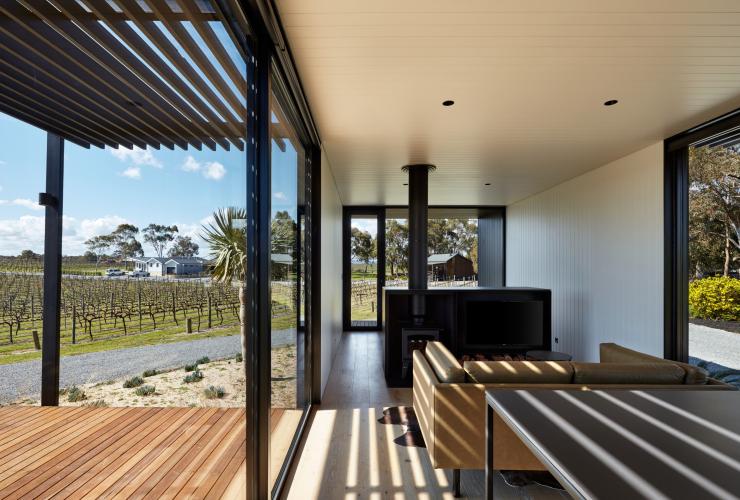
left=689, top=276, right=740, bottom=321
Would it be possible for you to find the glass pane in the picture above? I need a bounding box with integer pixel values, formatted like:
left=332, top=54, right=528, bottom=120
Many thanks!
left=350, top=216, right=379, bottom=327
left=688, top=144, right=740, bottom=388
left=385, top=210, right=408, bottom=288
left=0, top=113, right=47, bottom=404
left=270, top=88, right=308, bottom=488
left=427, top=217, right=479, bottom=286
left=59, top=140, right=247, bottom=407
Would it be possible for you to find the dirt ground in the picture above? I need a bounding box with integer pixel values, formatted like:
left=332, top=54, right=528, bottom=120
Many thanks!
left=16, top=345, right=298, bottom=409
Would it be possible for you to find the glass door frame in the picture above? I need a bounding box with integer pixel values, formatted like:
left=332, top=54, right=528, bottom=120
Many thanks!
left=664, top=107, right=740, bottom=362
left=343, top=207, right=386, bottom=331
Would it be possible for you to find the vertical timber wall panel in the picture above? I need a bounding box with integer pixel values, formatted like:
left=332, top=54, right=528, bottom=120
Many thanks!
left=478, top=209, right=505, bottom=287
left=506, top=142, right=663, bottom=361
left=320, top=147, right=343, bottom=395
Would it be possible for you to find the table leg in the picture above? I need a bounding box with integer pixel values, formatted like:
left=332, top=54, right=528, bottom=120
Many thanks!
left=486, top=404, right=494, bottom=499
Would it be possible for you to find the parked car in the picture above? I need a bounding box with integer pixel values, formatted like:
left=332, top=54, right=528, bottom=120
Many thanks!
left=128, top=270, right=150, bottom=278
left=105, top=268, right=125, bottom=277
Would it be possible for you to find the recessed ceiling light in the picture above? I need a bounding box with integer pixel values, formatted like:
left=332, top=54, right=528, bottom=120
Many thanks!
left=603, top=99, right=618, bottom=106
left=442, top=100, right=455, bottom=107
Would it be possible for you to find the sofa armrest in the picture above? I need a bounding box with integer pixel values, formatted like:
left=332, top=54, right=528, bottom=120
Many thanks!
left=413, top=350, right=439, bottom=465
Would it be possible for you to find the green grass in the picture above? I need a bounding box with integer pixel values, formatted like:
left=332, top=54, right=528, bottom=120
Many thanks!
left=142, top=369, right=157, bottom=377
left=184, top=363, right=198, bottom=372
left=0, top=323, right=240, bottom=366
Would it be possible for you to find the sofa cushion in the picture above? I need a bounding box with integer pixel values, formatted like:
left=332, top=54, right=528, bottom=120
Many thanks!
left=600, top=342, right=708, bottom=384
left=572, top=362, right=685, bottom=385
left=425, top=341, right=465, bottom=383
left=464, top=361, right=573, bottom=384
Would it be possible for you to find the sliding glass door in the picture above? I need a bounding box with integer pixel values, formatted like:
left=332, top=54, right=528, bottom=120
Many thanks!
left=343, top=209, right=384, bottom=330
left=269, top=79, right=310, bottom=491
left=666, top=109, right=740, bottom=390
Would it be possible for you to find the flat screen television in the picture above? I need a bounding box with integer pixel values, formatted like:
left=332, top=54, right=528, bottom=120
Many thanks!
left=463, top=299, right=545, bottom=348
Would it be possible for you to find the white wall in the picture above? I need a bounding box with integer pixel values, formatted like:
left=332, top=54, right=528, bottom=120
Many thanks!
left=506, top=142, right=664, bottom=361
left=320, top=147, right=344, bottom=396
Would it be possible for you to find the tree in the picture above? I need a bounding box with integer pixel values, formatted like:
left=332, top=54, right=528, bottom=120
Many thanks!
left=271, top=211, right=296, bottom=256
left=110, top=224, right=143, bottom=262
left=689, top=145, right=740, bottom=277
left=168, top=236, right=200, bottom=258
left=142, top=224, right=179, bottom=258
left=385, top=219, right=408, bottom=277
left=85, top=235, right=115, bottom=269
left=427, top=218, right=478, bottom=258
left=351, top=227, right=376, bottom=273
left=19, top=250, right=39, bottom=260
left=201, top=207, right=247, bottom=378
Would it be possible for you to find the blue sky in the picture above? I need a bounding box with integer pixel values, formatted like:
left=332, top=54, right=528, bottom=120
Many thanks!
left=0, top=112, right=298, bottom=257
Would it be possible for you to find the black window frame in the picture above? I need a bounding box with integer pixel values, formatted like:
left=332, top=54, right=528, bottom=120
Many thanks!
left=342, top=205, right=506, bottom=332
left=664, top=108, right=740, bottom=362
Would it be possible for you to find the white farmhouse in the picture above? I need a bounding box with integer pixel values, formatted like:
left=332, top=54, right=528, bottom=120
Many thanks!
left=130, top=257, right=206, bottom=276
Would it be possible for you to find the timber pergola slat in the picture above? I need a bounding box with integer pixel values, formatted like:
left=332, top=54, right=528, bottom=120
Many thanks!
left=50, top=0, right=236, bottom=150
left=0, top=0, right=249, bottom=151
left=0, top=55, right=152, bottom=149
left=0, top=3, right=181, bottom=150
left=46, top=0, right=221, bottom=150
left=21, top=0, right=210, bottom=151
left=108, top=0, right=245, bottom=145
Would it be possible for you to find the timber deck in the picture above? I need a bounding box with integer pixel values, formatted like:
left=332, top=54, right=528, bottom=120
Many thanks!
left=0, top=406, right=246, bottom=499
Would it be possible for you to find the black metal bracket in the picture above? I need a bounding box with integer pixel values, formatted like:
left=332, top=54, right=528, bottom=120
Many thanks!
left=38, top=192, right=58, bottom=208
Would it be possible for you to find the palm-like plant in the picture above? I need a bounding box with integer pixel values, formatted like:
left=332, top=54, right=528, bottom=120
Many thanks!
left=202, top=207, right=248, bottom=374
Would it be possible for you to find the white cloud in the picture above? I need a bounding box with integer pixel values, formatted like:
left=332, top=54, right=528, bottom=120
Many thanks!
left=203, top=162, right=226, bottom=180
left=0, top=215, right=45, bottom=255
left=0, top=198, right=44, bottom=211
left=12, top=198, right=43, bottom=211
left=273, top=191, right=287, bottom=201
left=181, top=156, right=200, bottom=172
left=61, top=215, right=129, bottom=256
left=120, top=166, right=141, bottom=180
left=110, top=147, right=162, bottom=168
left=180, top=156, right=227, bottom=181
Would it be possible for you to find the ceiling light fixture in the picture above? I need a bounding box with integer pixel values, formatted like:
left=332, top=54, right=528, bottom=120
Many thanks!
left=442, top=100, right=455, bottom=107
left=603, top=99, right=618, bottom=106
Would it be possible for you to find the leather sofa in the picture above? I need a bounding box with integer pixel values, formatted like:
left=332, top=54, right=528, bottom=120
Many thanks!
left=413, top=341, right=736, bottom=494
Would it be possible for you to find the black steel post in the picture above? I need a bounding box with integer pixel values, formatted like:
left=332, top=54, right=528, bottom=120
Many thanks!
left=41, top=133, right=64, bottom=406
left=404, top=164, right=435, bottom=322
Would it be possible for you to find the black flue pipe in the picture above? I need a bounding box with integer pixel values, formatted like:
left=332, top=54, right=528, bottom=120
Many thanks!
left=403, top=164, right=436, bottom=321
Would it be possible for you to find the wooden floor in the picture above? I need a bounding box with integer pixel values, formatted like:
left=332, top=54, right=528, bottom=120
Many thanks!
left=0, top=406, right=246, bottom=499
left=286, top=332, right=570, bottom=499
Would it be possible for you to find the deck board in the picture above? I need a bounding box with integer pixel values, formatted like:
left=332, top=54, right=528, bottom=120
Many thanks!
left=0, top=407, right=247, bottom=499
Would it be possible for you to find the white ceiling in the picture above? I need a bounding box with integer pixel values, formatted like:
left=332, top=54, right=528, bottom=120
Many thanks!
left=276, top=0, right=740, bottom=206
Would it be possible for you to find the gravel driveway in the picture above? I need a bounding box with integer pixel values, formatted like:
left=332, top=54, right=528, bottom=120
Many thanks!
left=0, top=328, right=296, bottom=404
left=689, top=323, right=740, bottom=370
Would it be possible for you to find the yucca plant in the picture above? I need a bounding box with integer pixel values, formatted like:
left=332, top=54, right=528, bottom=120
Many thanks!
left=202, top=207, right=247, bottom=377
